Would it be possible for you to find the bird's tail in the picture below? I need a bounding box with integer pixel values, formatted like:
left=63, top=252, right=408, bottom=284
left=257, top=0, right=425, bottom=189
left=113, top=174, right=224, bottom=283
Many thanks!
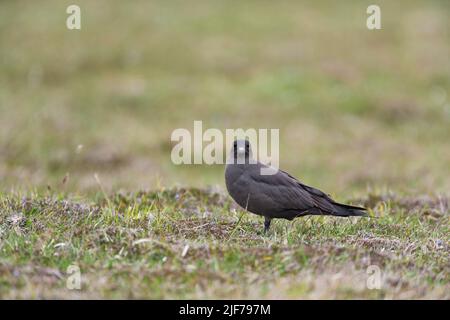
left=332, top=202, right=367, bottom=217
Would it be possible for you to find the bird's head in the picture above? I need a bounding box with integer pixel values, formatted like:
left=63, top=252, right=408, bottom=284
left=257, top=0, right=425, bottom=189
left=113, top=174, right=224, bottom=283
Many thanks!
left=231, top=139, right=253, bottom=164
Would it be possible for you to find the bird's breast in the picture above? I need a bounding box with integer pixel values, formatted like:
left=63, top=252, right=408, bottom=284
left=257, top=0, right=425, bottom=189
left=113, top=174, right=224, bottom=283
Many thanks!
left=225, top=165, right=250, bottom=208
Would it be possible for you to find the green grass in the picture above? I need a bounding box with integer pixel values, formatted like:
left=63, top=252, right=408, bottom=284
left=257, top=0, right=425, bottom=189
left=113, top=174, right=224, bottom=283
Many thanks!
left=0, top=0, right=449, bottom=299
left=0, top=0, right=449, bottom=194
left=0, top=188, right=448, bottom=298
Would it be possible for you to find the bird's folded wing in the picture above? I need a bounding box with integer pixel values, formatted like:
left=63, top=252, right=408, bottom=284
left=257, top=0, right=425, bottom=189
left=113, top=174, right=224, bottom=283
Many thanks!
left=249, top=166, right=336, bottom=212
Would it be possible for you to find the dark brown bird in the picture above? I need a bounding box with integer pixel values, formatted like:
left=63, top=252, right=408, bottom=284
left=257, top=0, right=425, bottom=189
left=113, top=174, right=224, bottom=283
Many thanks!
left=225, top=140, right=367, bottom=233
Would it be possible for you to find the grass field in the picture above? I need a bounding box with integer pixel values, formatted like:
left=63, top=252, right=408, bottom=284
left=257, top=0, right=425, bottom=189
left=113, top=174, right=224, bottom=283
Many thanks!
left=0, top=1, right=449, bottom=299
left=0, top=188, right=448, bottom=298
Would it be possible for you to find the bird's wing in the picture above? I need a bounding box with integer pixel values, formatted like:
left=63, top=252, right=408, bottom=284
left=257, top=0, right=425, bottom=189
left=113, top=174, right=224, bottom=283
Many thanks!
left=249, top=165, right=336, bottom=213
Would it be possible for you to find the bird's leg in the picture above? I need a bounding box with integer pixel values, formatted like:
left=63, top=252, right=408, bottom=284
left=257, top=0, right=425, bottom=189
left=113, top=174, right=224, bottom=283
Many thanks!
left=264, top=217, right=272, bottom=234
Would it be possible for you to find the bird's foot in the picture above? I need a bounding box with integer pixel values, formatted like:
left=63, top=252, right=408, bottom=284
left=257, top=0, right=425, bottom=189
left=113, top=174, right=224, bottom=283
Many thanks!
left=263, top=217, right=272, bottom=235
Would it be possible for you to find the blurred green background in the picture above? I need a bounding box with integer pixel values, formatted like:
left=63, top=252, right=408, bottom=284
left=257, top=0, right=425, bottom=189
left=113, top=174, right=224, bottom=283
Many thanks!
left=0, top=0, right=449, bottom=197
